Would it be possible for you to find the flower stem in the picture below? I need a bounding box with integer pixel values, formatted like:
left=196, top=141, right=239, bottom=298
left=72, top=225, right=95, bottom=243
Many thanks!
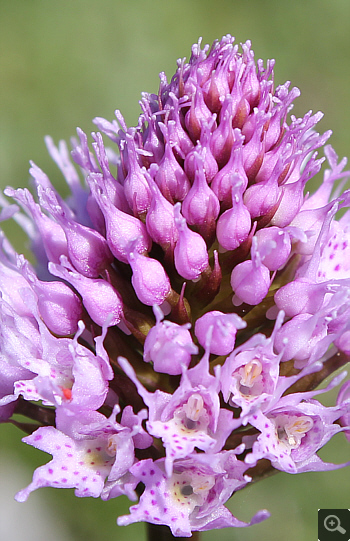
left=146, top=522, right=200, bottom=541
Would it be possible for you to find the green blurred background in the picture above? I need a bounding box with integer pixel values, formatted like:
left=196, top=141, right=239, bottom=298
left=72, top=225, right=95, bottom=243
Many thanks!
left=1, top=1, right=350, bottom=540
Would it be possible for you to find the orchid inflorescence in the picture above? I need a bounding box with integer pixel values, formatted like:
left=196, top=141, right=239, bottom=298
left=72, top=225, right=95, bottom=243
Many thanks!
left=1, top=34, right=350, bottom=538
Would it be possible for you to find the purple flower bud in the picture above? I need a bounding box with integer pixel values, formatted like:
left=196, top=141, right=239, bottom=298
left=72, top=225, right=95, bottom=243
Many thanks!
left=184, top=121, right=218, bottom=183
left=19, top=257, right=82, bottom=336
left=89, top=177, right=151, bottom=263
left=230, top=63, right=250, bottom=129
left=145, top=173, right=178, bottom=249
left=195, top=311, right=246, bottom=355
left=49, top=257, right=123, bottom=328
left=123, top=134, right=152, bottom=218
left=185, top=84, right=214, bottom=142
left=231, top=237, right=271, bottom=305
left=143, top=306, right=198, bottom=375
left=241, top=42, right=260, bottom=107
left=166, top=93, right=194, bottom=156
left=255, top=227, right=291, bottom=271
left=127, top=249, right=171, bottom=306
left=182, top=154, right=220, bottom=240
left=243, top=174, right=280, bottom=220
left=154, top=128, right=190, bottom=203
left=271, top=155, right=324, bottom=227
left=242, top=110, right=266, bottom=181
left=210, top=96, right=235, bottom=167
left=91, top=132, right=130, bottom=212
left=216, top=184, right=251, bottom=251
left=141, top=111, right=165, bottom=164
left=210, top=129, right=247, bottom=208
left=202, top=51, right=232, bottom=113
left=39, top=187, right=114, bottom=278
left=173, top=203, right=209, bottom=280
left=274, top=279, right=328, bottom=318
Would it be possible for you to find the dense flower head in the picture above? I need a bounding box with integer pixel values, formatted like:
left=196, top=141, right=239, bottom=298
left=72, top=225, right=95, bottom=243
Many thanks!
left=1, top=34, right=350, bottom=537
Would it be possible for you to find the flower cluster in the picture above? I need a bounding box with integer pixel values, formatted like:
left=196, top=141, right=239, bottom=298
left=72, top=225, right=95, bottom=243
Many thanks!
left=1, top=35, right=350, bottom=538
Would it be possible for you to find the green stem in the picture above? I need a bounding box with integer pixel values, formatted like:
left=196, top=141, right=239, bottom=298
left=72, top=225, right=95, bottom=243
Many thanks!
left=146, top=522, right=200, bottom=541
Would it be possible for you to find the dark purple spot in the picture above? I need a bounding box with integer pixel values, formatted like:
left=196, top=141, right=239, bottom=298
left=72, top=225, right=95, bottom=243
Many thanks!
left=334, top=264, right=341, bottom=271
left=82, top=476, right=88, bottom=481
left=151, top=500, right=157, bottom=505
left=34, top=434, right=42, bottom=441
left=267, top=434, right=270, bottom=438
left=65, top=444, right=72, bottom=448
left=67, top=453, right=73, bottom=458
left=48, top=468, right=54, bottom=474
left=150, top=469, right=155, bottom=475
left=61, top=466, right=68, bottom=471
left=61, top=478, right=67, bottom=483
left=96, top=447, right=101, bottom=451
left=265, top=423, right=269, bottom=428
left=74, top=471, right=79, bottom=476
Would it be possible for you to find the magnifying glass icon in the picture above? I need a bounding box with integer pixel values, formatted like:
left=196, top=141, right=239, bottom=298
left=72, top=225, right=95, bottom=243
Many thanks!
left=324, top=515, right=346, bottom=534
